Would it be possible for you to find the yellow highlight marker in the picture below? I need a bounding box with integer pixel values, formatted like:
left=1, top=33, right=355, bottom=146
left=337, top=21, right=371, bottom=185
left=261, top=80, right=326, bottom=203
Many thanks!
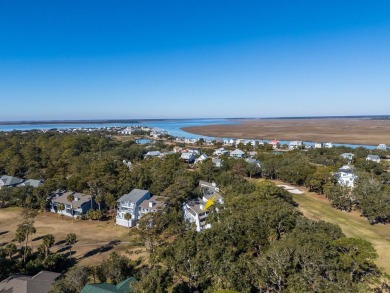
left=204, top=195, right=216, bottom=210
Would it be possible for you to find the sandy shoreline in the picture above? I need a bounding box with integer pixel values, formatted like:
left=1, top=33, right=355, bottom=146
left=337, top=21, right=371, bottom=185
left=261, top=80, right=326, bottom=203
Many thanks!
left=182, top=118, right=390, bottom=145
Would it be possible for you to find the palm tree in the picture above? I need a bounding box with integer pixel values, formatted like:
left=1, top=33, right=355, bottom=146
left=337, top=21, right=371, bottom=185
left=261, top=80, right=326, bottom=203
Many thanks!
left=67, top=194, right=75, bottom=223
left=124, top=212, right=132, bottom=228
left=4, top=243, right=17, bottom=259
left=65, top=233, right=77, bottom=258
left=42, top=234, right=55, bottom=259
left=57, top=203, right=65, bottom=220
left=95, top=195, right=103, bottom=211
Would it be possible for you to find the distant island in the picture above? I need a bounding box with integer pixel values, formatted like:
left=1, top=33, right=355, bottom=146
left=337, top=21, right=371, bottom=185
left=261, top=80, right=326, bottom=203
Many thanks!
left=0, top=119, right=140, bottom=126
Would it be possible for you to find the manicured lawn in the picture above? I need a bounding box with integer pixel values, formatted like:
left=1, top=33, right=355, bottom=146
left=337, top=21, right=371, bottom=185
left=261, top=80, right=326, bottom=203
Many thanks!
left=255, top=179, right=390, bottom=274
left=0, top=208, right=145, bottom=266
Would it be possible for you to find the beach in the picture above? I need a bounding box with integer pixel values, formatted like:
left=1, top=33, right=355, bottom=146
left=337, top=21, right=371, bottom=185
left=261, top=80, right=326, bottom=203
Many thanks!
left=182, top=118, right=390, bottom=145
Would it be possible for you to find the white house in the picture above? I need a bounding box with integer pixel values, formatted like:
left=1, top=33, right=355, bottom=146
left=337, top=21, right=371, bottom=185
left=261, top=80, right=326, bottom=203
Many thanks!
left=183, top=181, right=224, bottom=231
left=377, top=144, right=387, bottom=150
left=199, top=180, right=220, bottom=193
left=366, top=154, right=381, bottom=163
left=314, top=142, right=324, bottom=149
left=230, top=149, right=245, bottom=158
left=144, top=151, right=161, bottom=158
left=195, top=154, right=208, bottom=164
left=116, top=189, right=151, bottom=227
left=340, top=153, right=355, bottom=162
left=213, top=147, right=228, bottom=156
left=212, top=158, right=223, bottom=168
left=324, top=142, right=334, bottom=148
left=334, top=165, right=358, bottom=188
left=289, top=141, right=303, bottom=150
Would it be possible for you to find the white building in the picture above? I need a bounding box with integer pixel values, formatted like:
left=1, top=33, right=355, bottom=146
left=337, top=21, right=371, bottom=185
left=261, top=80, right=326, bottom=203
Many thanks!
left=335, top=165, right=358, bottom=188
left=289, top=141, right=303, bottom=150
left=377, top=144, right=387, bottom=150
left=138, top=195, right=168, bottom=219
left=195, top=154, right=208, bottom=164
left=230, top=149, right=245, bottom=158
left=183, top=181, right=223, bottom=231
left=213, top=147, right=228, bottom=156
left=314, top=142, right=324, bottom=149
left=340, top=153, right=354, bottom=162
left=366, top=154, right=381, bottom=163
left=116, top=189, right=151, bottom=227
left=324, top=142, right=334, bottom=148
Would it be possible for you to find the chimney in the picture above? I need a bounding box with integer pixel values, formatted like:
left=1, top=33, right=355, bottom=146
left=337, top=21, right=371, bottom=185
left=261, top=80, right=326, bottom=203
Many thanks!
left=149, top=201, right=155, bottom=208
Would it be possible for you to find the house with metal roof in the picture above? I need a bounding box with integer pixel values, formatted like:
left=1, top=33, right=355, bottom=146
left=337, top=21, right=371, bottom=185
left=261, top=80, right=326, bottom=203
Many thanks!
left=81, top=277, right=137, bottom=293
left=0, top=270, right=60, bottom=293
left=116, top=189, right=150, bottom=227
left=18, top=179, right=44, bottom=188
left=0, top=175, right=24, bottom=189
left=230, top=149, right=245, bottom=158
left=366, top=154, right=381, bottom=163
left=180, top=152, right=196, bottom=163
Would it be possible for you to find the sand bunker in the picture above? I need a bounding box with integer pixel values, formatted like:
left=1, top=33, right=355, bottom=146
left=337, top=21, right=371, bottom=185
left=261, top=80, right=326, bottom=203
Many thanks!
left=277, top=184, right=304, bottom=194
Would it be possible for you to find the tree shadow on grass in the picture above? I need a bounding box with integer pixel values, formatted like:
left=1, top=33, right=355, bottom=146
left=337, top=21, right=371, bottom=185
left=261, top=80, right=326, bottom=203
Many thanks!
left=55, top=240, right=66, bottom=246
left=81, top=241, right=120, bottom=259
left=32, top=235, right=44, bottom=241
left=0, top=231, right=8, bottom=236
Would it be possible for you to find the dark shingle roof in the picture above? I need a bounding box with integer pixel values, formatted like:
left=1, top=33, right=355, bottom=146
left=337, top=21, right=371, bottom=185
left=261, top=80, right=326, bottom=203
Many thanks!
left=0, top=270, right=60, bottom=293
left=51, top=191, right=92, bottom=208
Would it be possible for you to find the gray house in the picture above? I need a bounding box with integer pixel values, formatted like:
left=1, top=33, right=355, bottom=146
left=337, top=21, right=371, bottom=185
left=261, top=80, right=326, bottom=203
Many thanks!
left=18, top=179, right=44, bottom=188
left=138, top=195, right=169, bottom=219
left=116, top=189, right=151, bottom=227
left=0, top=270, right=60, bottom=293
left=50, top=191, right=94, bottom=218
left=0, top=175, right=24, bottom=189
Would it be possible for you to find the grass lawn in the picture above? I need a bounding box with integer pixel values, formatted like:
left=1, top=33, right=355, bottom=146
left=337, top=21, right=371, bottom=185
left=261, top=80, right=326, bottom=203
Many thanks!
left=0, top=208, right=145, bottom=266
left=255, top=179, right=390, bottom=274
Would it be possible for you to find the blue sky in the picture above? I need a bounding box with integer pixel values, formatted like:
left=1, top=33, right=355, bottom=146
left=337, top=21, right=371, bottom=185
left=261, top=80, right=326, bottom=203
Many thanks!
left=1, top=1, right=390, bottom=120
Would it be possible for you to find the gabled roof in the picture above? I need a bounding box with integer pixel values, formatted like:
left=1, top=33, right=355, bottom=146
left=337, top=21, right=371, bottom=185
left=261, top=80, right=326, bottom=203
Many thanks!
left=367, top=154, right=380, bottom=160
left=0, top=270, right=60, bottom=293
left=139, top=195, right=168, bottom=210
left=245, top=158, right=261, bottom=165
left=144, top=151, right=161, bottom=157
left=117, top=189, right=150, bottom=203
left=51, top=191, right=92, bottom=208
left=230, top=149, right=245, bottom=155
left=181, top=152, right=195, bottom=159
left=203, top=192, right=223, bottom=203
left=0, top=175, right=24, bottom=186
left=19, top=179, right=44, bottom=188
left=81, top=277, right=137, bottom=293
